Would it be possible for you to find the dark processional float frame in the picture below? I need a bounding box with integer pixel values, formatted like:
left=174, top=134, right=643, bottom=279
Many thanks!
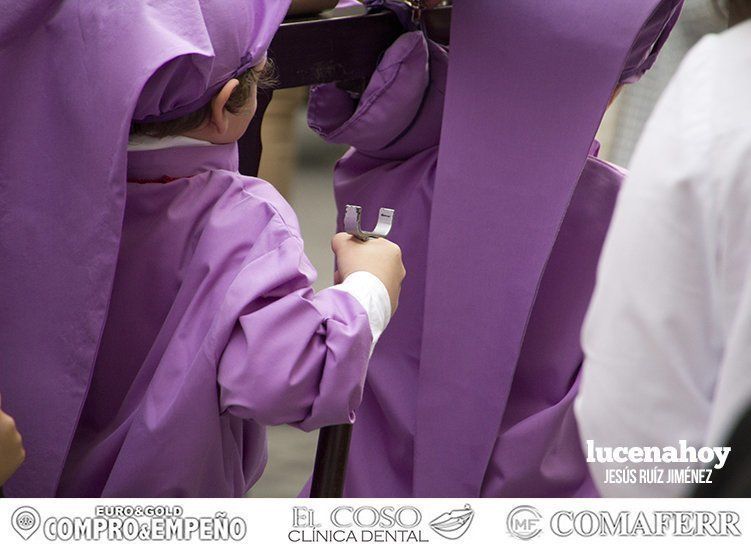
left=236, top=5, right=451, bottom=498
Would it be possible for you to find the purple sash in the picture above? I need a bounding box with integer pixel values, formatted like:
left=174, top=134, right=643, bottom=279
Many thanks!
left=416, top=0, right=676, bottom=496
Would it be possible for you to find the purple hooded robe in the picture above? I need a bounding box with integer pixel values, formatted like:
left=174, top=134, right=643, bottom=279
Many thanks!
left=0, top=0, right=376, bottom=498
left=307, top=0, right=682, bottom=497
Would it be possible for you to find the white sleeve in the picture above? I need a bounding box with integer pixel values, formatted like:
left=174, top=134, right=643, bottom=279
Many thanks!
left=575, top=39, right=722, bottom=498
left=327, top=271, right=391, bottom=356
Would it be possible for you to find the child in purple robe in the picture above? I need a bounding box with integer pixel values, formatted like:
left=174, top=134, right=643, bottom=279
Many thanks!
left=54, top=9, right=405, bottom=497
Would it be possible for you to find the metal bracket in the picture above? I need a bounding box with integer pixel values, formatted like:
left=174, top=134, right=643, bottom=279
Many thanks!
left=344, top=205, right=395, bottom=241
left=401, top=0, right=426, bottom=22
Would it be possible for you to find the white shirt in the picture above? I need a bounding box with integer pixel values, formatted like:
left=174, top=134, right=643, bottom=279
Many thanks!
left=575, top=20, right=751, bottom=497
left=330, top=271, right=391, bottom=355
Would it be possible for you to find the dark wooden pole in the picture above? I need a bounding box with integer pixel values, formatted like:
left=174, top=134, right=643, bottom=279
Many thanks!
left=310, top=424, right=353, bottom=497
left=237, top=88, right=273, bottom=177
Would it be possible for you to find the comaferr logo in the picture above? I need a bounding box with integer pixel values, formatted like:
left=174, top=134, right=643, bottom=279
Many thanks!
left=505, top=506, right=743, bottom=539
left=550, top=510, right=741, bottom=537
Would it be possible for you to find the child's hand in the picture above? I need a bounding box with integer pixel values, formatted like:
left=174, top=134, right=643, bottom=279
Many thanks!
left=332, top=233, right=406, bottom=315
left=0, top=406, right=25, bottom=486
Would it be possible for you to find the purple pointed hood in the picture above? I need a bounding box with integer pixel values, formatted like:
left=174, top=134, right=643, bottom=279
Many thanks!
left=0, top=0, right=289, bottom=497
left=134, top=0, right=289, bottom=122
left=308, top=31, right=447, bottom=160
left=621, top=0, right=685, bottom=83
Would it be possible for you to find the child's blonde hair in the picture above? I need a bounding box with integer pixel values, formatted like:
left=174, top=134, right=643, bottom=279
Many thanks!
left=130, top=61, right=276, bottom=138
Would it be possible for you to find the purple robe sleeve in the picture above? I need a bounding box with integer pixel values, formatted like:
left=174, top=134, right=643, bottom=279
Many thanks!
left=308, top=32, right=435, bottom=160
left=215, top=234, right=373, bottom=432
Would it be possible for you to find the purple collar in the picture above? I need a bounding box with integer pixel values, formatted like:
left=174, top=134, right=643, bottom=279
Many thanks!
left=127, top=142, right=240, bottom=181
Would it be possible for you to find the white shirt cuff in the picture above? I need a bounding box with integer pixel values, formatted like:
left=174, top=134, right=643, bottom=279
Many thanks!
left=328, top=271, right=391, bottom=356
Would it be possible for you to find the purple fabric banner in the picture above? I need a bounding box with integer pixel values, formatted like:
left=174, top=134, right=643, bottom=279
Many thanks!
left=415, top=0, right=677, bottom=497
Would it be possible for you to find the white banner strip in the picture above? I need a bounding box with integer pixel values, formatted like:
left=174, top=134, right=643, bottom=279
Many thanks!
left=1, top=498, right=748, bottom=543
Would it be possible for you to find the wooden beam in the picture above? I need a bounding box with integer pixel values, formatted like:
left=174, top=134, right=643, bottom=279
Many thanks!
left=239, top=5, right=451, bottom=175
left=269, top=9, right=405, bottom=90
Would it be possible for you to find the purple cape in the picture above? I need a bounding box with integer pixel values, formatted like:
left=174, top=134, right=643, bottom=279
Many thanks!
left=0, top=0, right=289, bottom=497
left=310, top=32, right=618, bottom=498
left=309, top=0, right=681, bottom=497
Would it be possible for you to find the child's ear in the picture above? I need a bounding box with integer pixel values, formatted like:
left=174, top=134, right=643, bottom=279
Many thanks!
left=209, top=79, right=240, bottom=135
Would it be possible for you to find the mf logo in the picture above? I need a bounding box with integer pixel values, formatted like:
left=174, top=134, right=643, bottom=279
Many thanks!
left=506, top=505, right=543, bottom=540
